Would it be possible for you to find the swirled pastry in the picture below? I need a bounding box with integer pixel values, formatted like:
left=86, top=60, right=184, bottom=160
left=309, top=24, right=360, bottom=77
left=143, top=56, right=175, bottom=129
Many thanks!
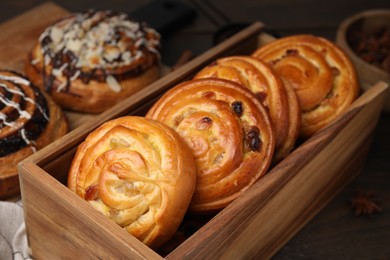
left=25, top=10, right=161, bottom=113
left=67, top=116, right=196, bottom=248
left=252, top=35, right=359, bottom=137
left=146, top=78, right=275, bottom=213
left=194, top=56, right=300, bottom=162
left=0, top=70, right=68, bottom=198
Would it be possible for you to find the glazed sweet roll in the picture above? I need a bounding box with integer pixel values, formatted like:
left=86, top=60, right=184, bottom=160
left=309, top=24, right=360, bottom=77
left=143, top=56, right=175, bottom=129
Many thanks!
left=252, top=35, right=359, bottom=137
left=146, top=78, right=275, bottom=213
left=25, top=10, right=161, bottom=113
left=67, top=116, right=196, bottom=248
left=194, top=56, right=300, bottom=162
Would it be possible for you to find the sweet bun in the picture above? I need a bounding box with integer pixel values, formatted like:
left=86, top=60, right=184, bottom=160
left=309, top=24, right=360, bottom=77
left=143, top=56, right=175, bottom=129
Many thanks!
left=252, top=34, right=359, bottom=137
left=25, top=10, right=161, bottom=114
left=67, top=116, right=196, bottom=248
left=194, top=56, right=300, bottom=162
left=0, top=70, right=68, bottom=198
left=146, top=78, right=275, bottom=213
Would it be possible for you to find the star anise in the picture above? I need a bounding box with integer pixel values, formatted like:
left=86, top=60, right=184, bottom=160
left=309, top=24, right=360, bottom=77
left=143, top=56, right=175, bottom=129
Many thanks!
left=349, top=190, right=382, bottom=216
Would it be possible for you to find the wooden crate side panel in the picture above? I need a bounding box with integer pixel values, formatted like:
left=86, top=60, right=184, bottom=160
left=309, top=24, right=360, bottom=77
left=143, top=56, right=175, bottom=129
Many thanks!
left=253, top=137, right=373, bottom=259
left=19, top=163, right=162, bottom=260
left=222, top=89, right=385, bottom=259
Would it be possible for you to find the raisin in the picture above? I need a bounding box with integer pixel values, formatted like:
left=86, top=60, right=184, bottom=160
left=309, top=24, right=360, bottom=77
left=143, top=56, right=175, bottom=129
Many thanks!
left=65, top=50, right=77, bottom=63
left=332, top=67, right=340, bottom=77
left=173, top=115, right=183, bottom=127
left=80, top=69, right=96, bottom=84
left=202, top=91, right=216, bottom=99
left=350, top=26, right=390, bottom=72
left=201, top=117, right=212, bottom=123
left=270, top=58, right=281, bottom=65
left=84, top=184, right=100, bottom=200
left=41, top=35, right=52, bottom=46
left=208, top=61, right=218, bottom=67
left=231, top=101, right=243, bottom=117
left=109, top=208, right=119, bottom=217
left=246, top=126, right=262, bottom=152
left=286, top=49, right=299, bottom=56
left=52, top=53, right=63, bottom=68
left=196, top=117, right=212, bottom=130
left=255, top=92, right=267, bottom=103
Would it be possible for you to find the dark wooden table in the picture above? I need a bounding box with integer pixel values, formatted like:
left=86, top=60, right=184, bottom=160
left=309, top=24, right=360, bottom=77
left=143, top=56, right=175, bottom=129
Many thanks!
left=1, top=0, right=389, bottom=259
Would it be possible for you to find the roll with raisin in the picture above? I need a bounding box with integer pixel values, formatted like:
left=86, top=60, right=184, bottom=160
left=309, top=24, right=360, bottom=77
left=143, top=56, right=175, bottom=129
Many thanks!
left=68, top=116, right=196, bottom=248
left=146, top=78, right=275, bottom=213
left=194, top=56, right=300, bottom=162
left=252, top=35, right=359, bottom=137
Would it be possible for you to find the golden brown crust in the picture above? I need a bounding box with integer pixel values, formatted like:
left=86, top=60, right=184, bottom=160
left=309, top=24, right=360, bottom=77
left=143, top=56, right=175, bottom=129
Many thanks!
left=25, top=10, right=161, bottom=114
left=67, top=116, right=196, bottom=248
left=0, top=70, right=68, bottom=199
left=194, top=56, right=300, bottom=162
left=146, top=78, right=275, bottom=213
left=252, top=34, right=360, bottom=137
left=278, top=78, right=301, bottom=160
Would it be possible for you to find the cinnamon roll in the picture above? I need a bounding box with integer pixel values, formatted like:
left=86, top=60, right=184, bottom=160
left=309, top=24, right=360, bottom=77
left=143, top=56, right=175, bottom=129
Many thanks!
left=67, top=116, right=196, bottom=248
left=194, top=56, right=300, bottom=162
left=252, top=35, right=359, bottom=137
left=146, top=78, right=275, bottom=213
left=0, top=70, right=68, bottom=198
left=25, top=10, right=161, bottom=114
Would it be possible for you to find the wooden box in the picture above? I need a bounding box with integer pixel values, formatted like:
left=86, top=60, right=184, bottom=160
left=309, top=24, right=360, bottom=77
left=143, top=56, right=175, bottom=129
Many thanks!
left=17, top=4, right=388, bottom=260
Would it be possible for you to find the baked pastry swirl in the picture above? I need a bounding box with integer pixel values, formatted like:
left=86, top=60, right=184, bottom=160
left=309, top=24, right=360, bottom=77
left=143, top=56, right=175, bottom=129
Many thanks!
left=25, top=10, right=161, bottom=113
left=67, top=116, right=196, bottom=248
left=0, top=70, right=68, bottom=198
left=146, top=78, right=275, bottom=213
left=194, top=56, right=300, bottom=162
left=252, top=35, right=359, bottom=137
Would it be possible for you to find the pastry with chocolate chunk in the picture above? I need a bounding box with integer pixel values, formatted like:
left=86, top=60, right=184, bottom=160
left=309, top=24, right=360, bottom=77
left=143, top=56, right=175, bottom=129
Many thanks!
left=0, top=70, right=68, bottom=198
left=25, top=10, right=161, bottom=113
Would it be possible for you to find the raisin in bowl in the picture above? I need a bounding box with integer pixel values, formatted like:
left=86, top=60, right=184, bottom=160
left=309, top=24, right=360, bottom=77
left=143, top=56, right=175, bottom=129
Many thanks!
left=336, top=9, right=390, bottom=112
